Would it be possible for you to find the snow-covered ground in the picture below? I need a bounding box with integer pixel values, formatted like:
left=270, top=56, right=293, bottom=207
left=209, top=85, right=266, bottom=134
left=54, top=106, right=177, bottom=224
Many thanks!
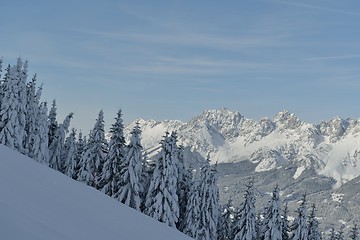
left=0, top=145, right=192, bottom=240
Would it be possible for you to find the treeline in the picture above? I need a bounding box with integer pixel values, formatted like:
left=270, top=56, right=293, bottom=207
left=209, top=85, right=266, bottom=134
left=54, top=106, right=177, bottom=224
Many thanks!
left=0, top=58, right=358, bottom=240
left=0, top=58, right=219, bottom=239
left=219, top=183, right=359, bottom=240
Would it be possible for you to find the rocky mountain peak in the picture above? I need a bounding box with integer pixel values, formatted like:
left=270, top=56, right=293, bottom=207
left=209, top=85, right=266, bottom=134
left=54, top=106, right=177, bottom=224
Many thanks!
left=318, top=117, right=350, bottom=142
left=125, top=108, right=360, bottom=186
left=274, top=110, right=303, bottom=130
left=188, top=108, right=244, bottom=139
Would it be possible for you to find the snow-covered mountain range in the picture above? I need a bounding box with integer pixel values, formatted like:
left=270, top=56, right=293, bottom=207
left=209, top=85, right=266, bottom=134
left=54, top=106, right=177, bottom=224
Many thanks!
left=125, top=108, right=360, bottom=229
left=126, top=108, right=360, bottom=187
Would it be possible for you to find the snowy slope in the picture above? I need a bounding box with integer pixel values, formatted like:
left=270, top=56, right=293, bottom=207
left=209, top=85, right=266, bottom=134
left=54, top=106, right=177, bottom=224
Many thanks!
left=125, top=108, right=360, bottom=185
left=0, top=145, right=192, bottom=240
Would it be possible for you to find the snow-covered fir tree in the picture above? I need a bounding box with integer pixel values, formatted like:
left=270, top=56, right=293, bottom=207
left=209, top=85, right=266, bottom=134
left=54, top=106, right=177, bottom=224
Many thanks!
left=255, top=211, right=262, bottom=240
left=328, top=226, right=336, bottom=240
left=307, top=204, right=321, bottom=240
left=337, top=227, right=345, bottom=240
left=0, top=57, right=2, bottom=79
left=144, top=132, right=179, bottom=228
left=116, top=122, right=143, bottom=210
left=178, top=166, right=193, bottom=231
left=140, top=150, right=152, bottom=211
left=349, top=223, right=359, bottom=240
left=15, top=58, right=28, bottom=154
left=0, top=63, right=9, bottom=103
left=78, top=110, right=108, bottom=188
left=218, top=197, right=236, bottom=240
left=24, top=75, right=48, bottom=163
left=290, top=194, right=308, bottom=240
left=63, top=128, right=78, bottom=178
left=101, top=110, right=126, bottom=197
left=183, top=168, right=200, bottom=238
left=196, top=156, right=219, bottom=240
left=36, top=101, right=49, bottom=163
left=24, top=75, right=37, bottom=156
left=233, top=180, right=257, bottom=240
left=165, top=132, right=188, bottom=230
left=282, top=203, right=290, bottom=240
left=169, top=131, right=180, bottom=178
left=71, top=131, right=85, bottom=179
left=0, top=59, right=27, bottom=153
left=263, top=184, right=283, bottom=240
left=48, top=99, right=58, bottom=147
left=49, top=113, right=73, bottom=172
left=0, top=58, right=3, bottom=104
left=257, top=205, right=268, bottom=240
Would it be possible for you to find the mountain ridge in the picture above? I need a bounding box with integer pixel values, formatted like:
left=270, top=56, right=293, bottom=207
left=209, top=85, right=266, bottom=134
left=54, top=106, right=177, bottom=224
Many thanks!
left=125, top=108, right=360, bottom=186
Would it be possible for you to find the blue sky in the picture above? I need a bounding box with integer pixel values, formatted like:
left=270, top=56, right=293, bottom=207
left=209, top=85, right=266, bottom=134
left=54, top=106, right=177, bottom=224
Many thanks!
left=1, top=0, right=360, bottom=133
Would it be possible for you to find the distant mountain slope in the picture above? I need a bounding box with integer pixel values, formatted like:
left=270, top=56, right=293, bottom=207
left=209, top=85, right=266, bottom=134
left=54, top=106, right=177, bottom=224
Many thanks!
left=124, top=108, right=360, bottom=230
left=126, top=108, right=360, bottom=186
left=0, top=145, right=192, bottom=240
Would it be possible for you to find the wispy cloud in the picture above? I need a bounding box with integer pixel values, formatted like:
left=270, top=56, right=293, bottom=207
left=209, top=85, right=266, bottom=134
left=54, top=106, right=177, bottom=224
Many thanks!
left=302, top=54, right=360, bottom=61
left=274, top=0, right=360, bottom=17
left=76, top=29, right=287, bottom=51
left=104, top=55, right=288, bottom=77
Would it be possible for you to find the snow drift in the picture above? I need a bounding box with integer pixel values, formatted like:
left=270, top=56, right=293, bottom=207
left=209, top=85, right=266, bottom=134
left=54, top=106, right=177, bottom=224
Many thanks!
left=0, top=145, right=192, bottom=240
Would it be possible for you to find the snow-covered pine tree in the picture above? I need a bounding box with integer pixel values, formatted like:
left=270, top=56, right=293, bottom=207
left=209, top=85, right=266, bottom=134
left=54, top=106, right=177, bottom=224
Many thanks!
left=169, top=131, right=180, bottom=179
left=183, top=169, right=200, bottom=238
left=210, top=162, right=220, bottom=238
left=24, top=74, right=45, bottom=159
left=349, top=223, right=359, bottom=240
left=48, top=113, right=73, bottom=173
left=48, top=99, right=58, bottom=147
left=178, top=166, right=193, bottom=231
left=0, top=58, right=3, bottom=104
left=0, top=60, right=27, bottom=153
left=72, top=131, right=85, bottom=179
left=282, top=203, right=290, bottom=240
left=35, top=93, right=49, bottom=163
left=307, top=204, right=321, bottom=240
left=116, top=122, right=143, bottom=210
left=176, top=144, right=191, bottom=231
left=0, top=57, right=2, bottom=79
left=218, top=197, right=236, bottom=240
left=32, top=101, right=49, bottom=164
left=63, top=128, right=77, bottom=178
left=140, top=150, right=153, bottom=211
left=233, top=180, right=257, bottom=240
left=259, top=205, right=271, bottom=240
left=16, top=58, right=28, bottom=154
left=263, top=184, right=283, bottom=240
left=144, top=132, right=179, bottom=228
left=167, top=132, right=188, bottom=230
left=290, top=194, right=308, bottom=240
left=24, top=75, right=36, bottom=156
left=78, top=110, right=108, bottom=188
left=101, top=110, right=126, bottom=197
left=255, top=211, right=263, bottom=240
left=337, top=227, right=345, bottom=240
left=196, top=156, right=219, bottom=240
left=328, top=226, right=336, bottom=240
left=0, top=64, right=9, bottom=101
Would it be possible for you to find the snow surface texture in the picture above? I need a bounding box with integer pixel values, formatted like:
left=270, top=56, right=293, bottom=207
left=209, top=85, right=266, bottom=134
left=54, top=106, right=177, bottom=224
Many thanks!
left=0, top=145, right=192, bottom=240
left=125, top=108, right=360, bottom=186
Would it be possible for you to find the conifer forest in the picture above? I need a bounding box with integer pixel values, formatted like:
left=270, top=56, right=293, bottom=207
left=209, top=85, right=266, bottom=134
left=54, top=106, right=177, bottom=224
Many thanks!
left=0, top=58, right=359, bottom=240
